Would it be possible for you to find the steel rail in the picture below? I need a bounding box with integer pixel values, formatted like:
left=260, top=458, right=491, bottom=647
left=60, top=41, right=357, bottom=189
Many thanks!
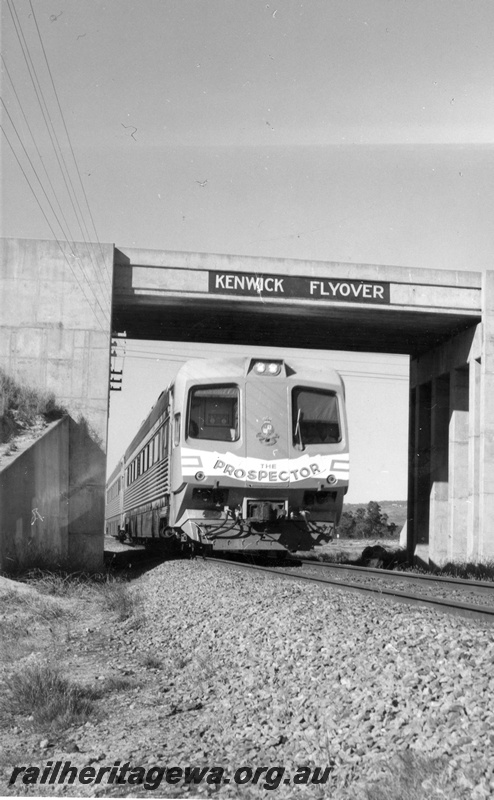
left=205, top=557, right=494, bottom=623
left=290, top=558, right=494, bottom=594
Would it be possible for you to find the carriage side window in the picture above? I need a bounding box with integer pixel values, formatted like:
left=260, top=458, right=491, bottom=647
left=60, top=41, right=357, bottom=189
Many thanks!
left=188, top=385, right=239, bottom=442
left=292, top=388, right=341, bottom=446
left=161, top=422, right=169, bottom=457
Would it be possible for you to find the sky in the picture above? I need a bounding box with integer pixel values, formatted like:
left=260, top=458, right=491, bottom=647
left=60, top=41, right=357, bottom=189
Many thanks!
left=2, top=0, right=494, bottom=502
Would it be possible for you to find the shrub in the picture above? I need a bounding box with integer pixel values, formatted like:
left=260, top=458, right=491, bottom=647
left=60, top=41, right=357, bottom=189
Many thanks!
left=100, top=580, right=141, bottom=622
left=335, top=501, right=398, bottom=539
left=142, top=655, right=162, bottom=670
left=104, top=676, right=138, bottom=692
left=1, top=663, right=97, bottom=726
left=0, top=369, right=66, bottom=444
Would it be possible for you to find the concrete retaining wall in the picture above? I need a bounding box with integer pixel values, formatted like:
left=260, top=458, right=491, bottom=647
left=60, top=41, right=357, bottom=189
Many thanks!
left=0, top=417, right=104, bottom=572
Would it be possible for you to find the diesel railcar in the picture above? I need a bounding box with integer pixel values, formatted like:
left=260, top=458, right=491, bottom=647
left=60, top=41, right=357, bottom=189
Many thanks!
left=105, top=458, right=125, bottom=539
left=105, top=357, right=349, bottom=554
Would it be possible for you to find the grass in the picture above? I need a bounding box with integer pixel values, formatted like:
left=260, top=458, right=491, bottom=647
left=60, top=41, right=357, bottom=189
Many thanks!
left=0, top=568, right=145, bottom=739
left=1, top=589, right=71, bottom=623
left=141, top=654, right=163, bottom=670
left=431, top=559, right=494, bottom=581
left=0, top=662, right=98, bottom=727
left=0, top=369, right=66, bottom=445
left=100, top=579, right=142, bottom=621
left=3, top=568, right=144, bottom=622
left=104, top=676, right=138, bottom=692
left=20, top=568, right=105, bottom=599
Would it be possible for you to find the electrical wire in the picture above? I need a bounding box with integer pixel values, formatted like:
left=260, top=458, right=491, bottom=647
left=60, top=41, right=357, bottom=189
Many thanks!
left=108, top=340, right=409, bottom=365
left=4, top=0, right=112, bottom=309
left=108, top=345, right=409, bottom=380
left=0, top=123, right=109, bottom=332
left=1, top=54, right=78, bottom=251
left=1, top=96, right=111, bottom=326
left=27, top=0, right=112, bottom=293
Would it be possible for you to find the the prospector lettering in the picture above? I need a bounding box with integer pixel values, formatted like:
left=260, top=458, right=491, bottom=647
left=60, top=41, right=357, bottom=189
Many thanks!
left=213, top=458, right=321, bottom=482
left=209, top=271, right=390, bottom=304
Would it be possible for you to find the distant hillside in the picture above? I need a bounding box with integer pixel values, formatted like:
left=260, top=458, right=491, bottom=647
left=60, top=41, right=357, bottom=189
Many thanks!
left=343, top=501, right=407, bottom=530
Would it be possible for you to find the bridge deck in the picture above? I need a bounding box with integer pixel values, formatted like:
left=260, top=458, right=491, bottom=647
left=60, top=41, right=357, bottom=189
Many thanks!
left=112, top=248, right=481, bottom=355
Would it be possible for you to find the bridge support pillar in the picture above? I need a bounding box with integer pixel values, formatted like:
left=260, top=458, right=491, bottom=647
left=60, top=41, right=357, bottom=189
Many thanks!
left=467, top=358, right=481, bottom=557
left=429, top=375, right=450, bottom=564
left=408, top=273, right=494, bottom=565
left=408, top=382, right=431, bottom=565
left=448, top=367, right=469, bottom=560
left=479, top=270, right=494, bottom=559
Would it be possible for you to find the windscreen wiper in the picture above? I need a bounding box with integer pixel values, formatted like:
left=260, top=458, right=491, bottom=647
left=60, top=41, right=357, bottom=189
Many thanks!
left=295, top=409, right=304, bottom=451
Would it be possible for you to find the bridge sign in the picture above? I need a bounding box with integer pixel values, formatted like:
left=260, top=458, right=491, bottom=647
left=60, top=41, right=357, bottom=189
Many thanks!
left=208, top=271, right=390, bottom=304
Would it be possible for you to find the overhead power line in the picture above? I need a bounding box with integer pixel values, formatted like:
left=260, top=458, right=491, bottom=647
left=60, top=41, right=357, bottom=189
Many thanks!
left=0, top=122, right=109, bottom=331
left=110, top=347, right=409, bottom=381
left=27, top=0, right=112, bottom=293
left=6, top=0, right=111, bottom=299
left=2, top=0, right=112, bottom=327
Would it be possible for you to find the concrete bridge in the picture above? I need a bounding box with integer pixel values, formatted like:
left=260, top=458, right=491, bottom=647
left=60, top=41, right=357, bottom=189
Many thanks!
left=1, top=236, right=492, bottom=570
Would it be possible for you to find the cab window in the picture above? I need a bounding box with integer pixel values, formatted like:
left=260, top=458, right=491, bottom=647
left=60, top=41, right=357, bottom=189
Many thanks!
left=188, top=385, right=239, bottom=442
left=292, top=388, right=341, bottom=445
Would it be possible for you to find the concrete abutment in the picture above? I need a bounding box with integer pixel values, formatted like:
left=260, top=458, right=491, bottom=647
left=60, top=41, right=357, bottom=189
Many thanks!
left=1, top=238, right=113, bottom=572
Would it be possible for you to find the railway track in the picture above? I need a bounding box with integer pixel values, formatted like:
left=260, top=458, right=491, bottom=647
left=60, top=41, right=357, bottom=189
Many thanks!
left=205, top=555, right=494, bottom=623
left=106, top=541, right=494, bottom=621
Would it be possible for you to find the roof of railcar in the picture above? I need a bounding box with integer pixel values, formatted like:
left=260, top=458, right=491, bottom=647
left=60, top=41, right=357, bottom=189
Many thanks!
left=124, top=387, right=170, bottom=462
left=174, top=357, right=343, bottom=385
left=107, top=458, right=124, bottom=487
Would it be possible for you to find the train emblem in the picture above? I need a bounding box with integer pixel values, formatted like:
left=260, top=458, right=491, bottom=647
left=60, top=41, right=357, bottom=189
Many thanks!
left=256, top=419, right=279, bottom=445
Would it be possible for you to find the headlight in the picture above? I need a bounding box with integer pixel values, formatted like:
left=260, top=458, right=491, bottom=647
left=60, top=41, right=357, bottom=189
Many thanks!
left=253, top=360, right=281, bottom=375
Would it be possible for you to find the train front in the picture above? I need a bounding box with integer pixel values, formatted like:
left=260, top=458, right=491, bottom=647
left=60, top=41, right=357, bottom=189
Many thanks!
left=170, top=357, right=349, bottom=553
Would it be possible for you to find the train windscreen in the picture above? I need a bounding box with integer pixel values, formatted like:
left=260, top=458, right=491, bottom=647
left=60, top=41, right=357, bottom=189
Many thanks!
left=292, top=388, right=341, bottom=445
left=188, top=385, right=239, bottom=442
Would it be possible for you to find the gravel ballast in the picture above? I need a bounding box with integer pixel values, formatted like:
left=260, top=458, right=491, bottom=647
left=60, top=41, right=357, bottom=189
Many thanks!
left=2, top=558, right=494, bottom=799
